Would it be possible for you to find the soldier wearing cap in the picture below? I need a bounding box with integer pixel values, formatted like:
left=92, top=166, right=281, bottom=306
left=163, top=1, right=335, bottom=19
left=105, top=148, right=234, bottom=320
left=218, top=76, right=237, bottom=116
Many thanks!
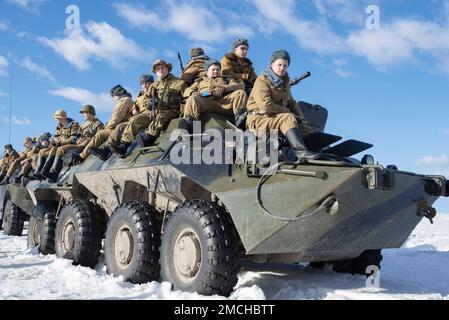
left=32, top=109, right=80, bottom=180
left=71, top=85, right=133, bottom=163
left=221, top=39, right=257, bottom=93
left=91, top=75, right=156, bottom=159
left=0, top=144, right=20, bottom=185
left=42, top=105, right=105, bottom=182
left=181, top=48, right=210, bottom=86
left=134, top=59, right=187, bottom=148
left=183, top=59, right=248, bottom=130
left=246, top=50, right=318, bottom=163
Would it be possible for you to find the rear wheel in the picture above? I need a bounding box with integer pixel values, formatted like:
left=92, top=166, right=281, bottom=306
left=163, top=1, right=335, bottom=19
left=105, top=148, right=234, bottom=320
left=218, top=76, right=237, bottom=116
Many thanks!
left=55, top=200, right=103, bottom=268
left=160, top=200, right=241, bottom=297
left=105, top=201, right=162, bottom=284
left=2, top=199, right=25, bottom=236
left=27, top=201, right=58, bottom=254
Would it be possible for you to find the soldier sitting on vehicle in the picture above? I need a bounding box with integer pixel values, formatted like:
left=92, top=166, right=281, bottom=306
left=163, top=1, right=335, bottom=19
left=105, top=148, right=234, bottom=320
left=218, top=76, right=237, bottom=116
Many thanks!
left=221, top=39, right=257, bottom=94
left=71, top=85, right=134, bottom=164
left=43, top=105, right=104, bottom=183
left=134, top=59, right=187, bottom=148
left=183, top=59, right=248, bottom=131
left=91, top=74, right=155, bottom=159
left=181, top=48, right=210, bottom=86
left=1, top=137, right=35, bottom=184
left=32, top=109, right=80, bottom=180
left=0, top=145, right=20, bottom=185
left=246, top=50, right=319, bottom=163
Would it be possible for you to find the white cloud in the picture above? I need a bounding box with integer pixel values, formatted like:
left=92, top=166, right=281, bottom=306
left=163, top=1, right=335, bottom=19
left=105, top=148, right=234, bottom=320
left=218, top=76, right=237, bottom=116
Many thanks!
left=49, top=87, right=112, bottom=112
left=313, top=0, right=365, bottom=25
left=418, top=155, right=449, bottom=166
left=1, top=116, right=32, bottom=126
left=0, top=56, right=8, bottom=77
left=249, top=0, right=344, bottom=55
left=7, top=0, right=43, bottom=13
left=115, top=2, right=254, bottom=44
left=335, top=68, right=354, bottom=78
left=39, top=21, right=153, bottom=71
left=20, top=57, right=56, bottom=82
left=0, top=21, right=9, bottom=31
left=0, top=90, right=9, bottom=97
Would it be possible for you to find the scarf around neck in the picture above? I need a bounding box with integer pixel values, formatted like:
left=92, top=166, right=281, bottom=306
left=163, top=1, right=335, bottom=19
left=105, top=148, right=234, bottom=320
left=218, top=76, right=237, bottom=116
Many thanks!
left=261, top=68, right=288, bottom=88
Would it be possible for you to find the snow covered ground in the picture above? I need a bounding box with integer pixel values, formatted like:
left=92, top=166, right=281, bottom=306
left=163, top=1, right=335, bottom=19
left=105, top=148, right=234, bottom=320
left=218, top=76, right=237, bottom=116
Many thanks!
left=1, top=215, right=449, bottom=300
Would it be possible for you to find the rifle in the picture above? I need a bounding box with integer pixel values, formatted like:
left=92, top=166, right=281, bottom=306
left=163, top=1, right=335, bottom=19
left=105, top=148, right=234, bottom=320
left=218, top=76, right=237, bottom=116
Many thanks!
left=289, top=71, right=311, bottom=87
left=178, top=52, right=185, bottom=73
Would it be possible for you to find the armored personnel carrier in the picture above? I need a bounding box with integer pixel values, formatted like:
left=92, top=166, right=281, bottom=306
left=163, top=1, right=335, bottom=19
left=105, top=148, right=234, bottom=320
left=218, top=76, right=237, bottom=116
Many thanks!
left=10, top=102, right=448, bottom=297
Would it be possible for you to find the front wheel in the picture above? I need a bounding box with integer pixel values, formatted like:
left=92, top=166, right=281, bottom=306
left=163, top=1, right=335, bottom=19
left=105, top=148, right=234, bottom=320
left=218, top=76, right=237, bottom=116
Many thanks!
left=160, top=200, right=241, bottom=297
left=27, top=201, right=58, bottom=254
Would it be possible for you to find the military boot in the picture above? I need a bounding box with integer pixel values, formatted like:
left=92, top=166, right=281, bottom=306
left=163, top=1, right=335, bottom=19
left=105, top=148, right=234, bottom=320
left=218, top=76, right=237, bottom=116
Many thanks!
left=0, top=176, right=10, bottom=185
left=46, top=156, right=64, bottom=183
left=285, top=127, right=320, bottom=163
left=41, top=156, right=55, bottom=179
left=32, top=155, right=47, bottom=179
left=14, top=173, right=24, bottom=184
left=234, top=109, right=248, bottom=130
left=136, top=132, right=157, bottom=148
left=109, top=142, right=131, bottom=156
left=69, top=153, right=84, bottom=166
left=89, top=147, right=112, bottom=161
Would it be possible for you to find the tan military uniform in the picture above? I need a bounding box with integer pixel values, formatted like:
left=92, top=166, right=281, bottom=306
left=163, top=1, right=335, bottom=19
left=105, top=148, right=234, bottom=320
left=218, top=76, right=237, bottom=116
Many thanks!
left=221, top=53, right=257, bottom=89
left=139, top=73, right=186, bottom=138
left=80, top=96, right=134, bottom=159
left=183, top=76, right=247, bottom=120
left=246, top=74, right=313, bottom=136
left=38, top=119, right=80, bottom=158
left=0, top=150, right=20, bottom=177
left=181, top=57, right=208, bottom=86
left=6, top=146, right=34, bottom=176
left=119, top=89, right=154, bottom=144
left=55, top=118, right=104, bottom=157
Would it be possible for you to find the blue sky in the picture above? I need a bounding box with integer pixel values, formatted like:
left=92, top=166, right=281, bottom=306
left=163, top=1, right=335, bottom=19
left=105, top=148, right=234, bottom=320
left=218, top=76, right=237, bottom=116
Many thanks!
left=0, top=0, right=448, bottom=212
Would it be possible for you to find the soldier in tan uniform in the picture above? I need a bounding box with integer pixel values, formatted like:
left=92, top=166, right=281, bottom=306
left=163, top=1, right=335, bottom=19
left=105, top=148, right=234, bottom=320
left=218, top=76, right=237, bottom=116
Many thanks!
left=44, top=105, right=104, bottom=182
left=0, top=145, right=20, bottom=185
left=246, top=50, right=319, bottom=163
left=1, top=137, right=34, bottom=184
left=33, top=109, right=80, bottom=179
left=135, top=60, right=187, bottom=148
left=12, top=137, right=38, bottom=183
left=183, top=59, right=248, bottom=130
left=92, top=75, right=155, bottom=159
left=221, top=39, right=257, bottom=93
left=71, top=85, right=133, bottom=164
left=180, top=48, right=209, bottom=86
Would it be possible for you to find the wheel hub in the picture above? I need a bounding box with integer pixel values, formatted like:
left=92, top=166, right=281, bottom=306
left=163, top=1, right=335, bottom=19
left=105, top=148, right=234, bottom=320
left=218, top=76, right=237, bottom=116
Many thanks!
left=32, top=219, right=42, bottom=246
left=61, top=219, right=75, bottom=253
left=173, top=228, right=202, bottom=282
left=114, top=225, right=134, bottom=268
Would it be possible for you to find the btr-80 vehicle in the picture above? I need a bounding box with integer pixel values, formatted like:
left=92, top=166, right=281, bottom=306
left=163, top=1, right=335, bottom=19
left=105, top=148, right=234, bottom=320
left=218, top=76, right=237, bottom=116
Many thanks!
left=4, top=102, right=448, bottom=297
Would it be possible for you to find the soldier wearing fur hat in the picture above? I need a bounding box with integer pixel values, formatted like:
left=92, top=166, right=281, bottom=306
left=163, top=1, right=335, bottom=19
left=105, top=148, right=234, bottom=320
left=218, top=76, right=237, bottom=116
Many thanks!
left=0, top=144, right=20, bottom=185
left=183, top=59, right=248, bottom=130
left=2, top=137, right=35, bottom=184
left=91, top=75, right=156, bottom=159
left=221, top=39, right=257, bottom=93
left=181, top=48, right=210, bottom=86
left=246, top=50, right=318, bottom=163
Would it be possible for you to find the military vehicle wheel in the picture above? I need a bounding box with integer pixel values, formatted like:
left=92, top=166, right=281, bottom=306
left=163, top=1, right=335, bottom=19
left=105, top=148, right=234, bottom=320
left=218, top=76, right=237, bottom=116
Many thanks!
left=332, top=249, right=383, bottom=276
left=105, top=201, right=162, bottom=284
left=27, top=201, right=58, bottom=254
left=160, top=200, right=240, bottom=297
left=2, top=199, right=25, bottom=236
left=55, top=200, right=103, bottom=268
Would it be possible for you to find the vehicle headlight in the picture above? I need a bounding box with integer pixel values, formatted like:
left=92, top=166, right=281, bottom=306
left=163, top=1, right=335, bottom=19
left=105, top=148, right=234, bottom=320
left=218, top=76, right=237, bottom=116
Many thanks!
left=361, top=154, right=375, bottom=165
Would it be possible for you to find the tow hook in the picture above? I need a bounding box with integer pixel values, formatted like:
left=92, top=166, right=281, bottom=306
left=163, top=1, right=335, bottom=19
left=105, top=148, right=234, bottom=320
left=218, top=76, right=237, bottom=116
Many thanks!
left=417, top=202, right=437, bottom=224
